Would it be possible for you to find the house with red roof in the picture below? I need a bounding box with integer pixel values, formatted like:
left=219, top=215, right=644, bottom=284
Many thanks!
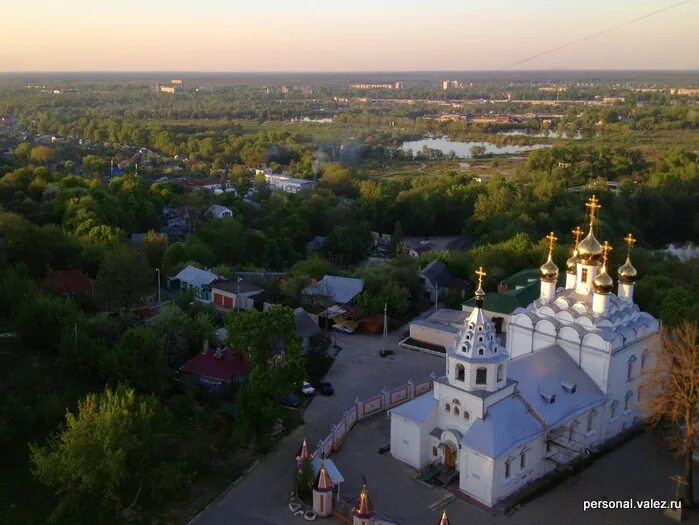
left=41, top=268, right=93, bottom=296
left=179, top=342, right=250, bottom=388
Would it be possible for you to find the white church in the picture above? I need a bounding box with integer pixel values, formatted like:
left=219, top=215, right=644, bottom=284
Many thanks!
left=389, top=196, right=660, bottom=507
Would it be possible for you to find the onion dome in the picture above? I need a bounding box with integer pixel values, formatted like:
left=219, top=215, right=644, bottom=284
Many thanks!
left=577, top=227, right=602, bottom=265
left=353, top=485, right=375, bottom=519
left=566, top=251, right=578, bottom=274
left=540, top=231, right=559, bottom=282
left=617, top=257, right=638, bottom=284
left=593, top=266, right=613, bottom=294
left=540, top=256, right=559, bottom=282
left=618, top=233, right=638, bottom=284
left=313, top=461, right=333, bottom=492
left=438, top=510, right=451, bottom=525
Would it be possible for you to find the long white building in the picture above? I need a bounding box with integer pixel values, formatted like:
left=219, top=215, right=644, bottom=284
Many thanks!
left=390, top=196, right=659, bottom=507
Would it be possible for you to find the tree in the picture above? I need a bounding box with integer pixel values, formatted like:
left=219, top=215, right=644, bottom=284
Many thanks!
left=149, top=303, right=208, bottom=366
left=642, top=321, right=699, bottom=507
left=16, top=293, right=79, bottom=353
left=140, top=230, right=168, bottom=268
left=30, top=386, right=176, bottom=519
left=29, top=146, right=54, bottom=165
left=469, top=144, right=486, bottom=158
left=296, top=458, right=314, bottom=503
left=96, top=246, right=152, bottom=310
left=225, top=307, right=306, bottom=436
left=100, top=327, right=167, bottom=393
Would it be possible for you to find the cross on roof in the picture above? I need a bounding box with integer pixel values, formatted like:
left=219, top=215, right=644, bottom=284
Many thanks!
left=572, top=226, right=584, bottom=245
left=475, top=266, right=486, bottom=288
left=585, top=195, right=601, bottom=226
left=601, top=240, right=612, bottom=265
left=624, top=233, right=636, bottom=253
left=546, top=231, right=558, bottom=251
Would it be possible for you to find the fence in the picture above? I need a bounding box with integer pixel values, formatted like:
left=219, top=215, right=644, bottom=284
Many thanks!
left=314, top=373, right=436, bottom=459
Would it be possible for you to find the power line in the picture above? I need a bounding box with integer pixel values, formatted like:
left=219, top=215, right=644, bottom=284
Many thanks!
left=499, top=0, right=695, bottom=70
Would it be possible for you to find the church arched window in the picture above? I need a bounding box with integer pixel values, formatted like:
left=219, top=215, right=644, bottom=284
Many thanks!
left=637, top=385, right=644, bottom=403
left=505, top=457, right=514, bottom=479
left=465, top=334, right=470, bottom=341
left=610, top=400, right=619, bottom=419
left=456, top=364, right=465, bottom=382
left=626, top=355, right=637, bottom=381
left=624, top=390, right=633, bottom=411
left=640, top=349, right=649, bottom=373
left=497, top=364, right=504, bottom=382
left=454, top=406, right=460, bottom=416
left=432, top=445, right=438, bottom=457
left=478, top=335, right=484, bottom=342
left=476, top=367, right=487, bottom=385
left=445, top=402, right=451, bottom=413
left=520, top=448, right=529, bottom=469
left=478, top=348, right=484, bottom=356
left=463, top=411, right=470, bottom=420
left=478, top=326, right=483, bottom=331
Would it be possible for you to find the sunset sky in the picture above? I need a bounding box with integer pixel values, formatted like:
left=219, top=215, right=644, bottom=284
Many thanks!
left=2, top=0, right=698, bottom=71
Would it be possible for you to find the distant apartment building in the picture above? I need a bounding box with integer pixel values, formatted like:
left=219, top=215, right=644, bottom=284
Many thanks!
left=442, top=80, right=463, bottom=90
left=350, top=82, right=403, bottom=90
left=671, top=87, right=699, bottom=96
left=159, top=85, right=176, bottom=94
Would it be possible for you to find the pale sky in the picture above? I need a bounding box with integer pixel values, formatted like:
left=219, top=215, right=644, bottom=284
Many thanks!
left=2, top=0, right=698, bottom=71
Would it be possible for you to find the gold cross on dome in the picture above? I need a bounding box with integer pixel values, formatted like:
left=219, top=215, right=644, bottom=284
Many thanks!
left=601, top=240, right=612, bottom=265
left=572, top=226, right=584, bottom=246
left=475, top=266, right=487, bottom=288
left=624, top=233, right=636, bottom=252
left=585, top=195, right=601, bottom=226
left=546, top=231, right=558, bottom=251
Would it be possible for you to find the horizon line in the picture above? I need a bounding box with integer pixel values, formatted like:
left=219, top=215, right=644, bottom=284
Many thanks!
left=2, top=68, right=699, bottom=74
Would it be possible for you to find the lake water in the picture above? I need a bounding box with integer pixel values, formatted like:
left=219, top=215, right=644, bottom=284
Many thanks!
left=400, top=137, right=548, bottom=159
left=499, top=129, right=583, bottom=139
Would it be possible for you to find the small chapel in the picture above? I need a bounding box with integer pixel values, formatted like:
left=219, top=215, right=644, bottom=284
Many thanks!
left=389, top=196, right=660, bottom=507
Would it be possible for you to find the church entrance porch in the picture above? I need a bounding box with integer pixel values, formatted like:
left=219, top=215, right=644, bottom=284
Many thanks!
left=444, top=442, right=457, bottom=467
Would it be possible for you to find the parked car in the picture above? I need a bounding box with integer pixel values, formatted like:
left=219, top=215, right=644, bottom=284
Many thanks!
left=331, top=323, right=354, bottom=334
left=301, top=381, right=316, bottom=395
left=281, top=394, right=300, bottom=407
left=317, top=381, right=334, bottom=396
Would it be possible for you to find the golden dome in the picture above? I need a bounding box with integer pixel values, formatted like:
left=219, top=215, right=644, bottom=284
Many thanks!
left=577, top=228, right=602, bottom=265
left=540, top=256, right=559, bottom=282
left=617, top=257, right=638, bottom=284
left=566, top=251, right=578, bottom=274
left=593, top=266, right=614, bottom=294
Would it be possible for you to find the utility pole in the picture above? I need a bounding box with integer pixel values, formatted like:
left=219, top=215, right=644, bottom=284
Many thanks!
left=383, top=302, right=388, bottom=353
left=156, top=268, right=161, bottom=304
left=236, top=276, right=242, bottom=311
left=435, top=281, right=439, bottom=313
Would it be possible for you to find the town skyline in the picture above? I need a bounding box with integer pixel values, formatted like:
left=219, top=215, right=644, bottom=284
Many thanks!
left=3, top=0, right=699, bottom=72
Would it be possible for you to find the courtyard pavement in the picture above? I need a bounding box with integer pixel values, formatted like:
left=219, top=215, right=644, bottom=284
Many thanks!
left=188, top=328, right=441, bottom=525
left=189, top=329, right=698, bottom=525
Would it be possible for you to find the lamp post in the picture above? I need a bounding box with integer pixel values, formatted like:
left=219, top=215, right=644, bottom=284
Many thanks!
left=236, top=277, right=242, bottom=311
left=156, top=268, right=161, bottom=304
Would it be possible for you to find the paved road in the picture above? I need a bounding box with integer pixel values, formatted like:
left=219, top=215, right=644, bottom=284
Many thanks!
left=189, top=329, right=441, bottom=525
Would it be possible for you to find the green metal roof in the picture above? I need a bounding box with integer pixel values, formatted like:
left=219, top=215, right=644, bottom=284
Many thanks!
left=463, top=268, right=548, bottom=315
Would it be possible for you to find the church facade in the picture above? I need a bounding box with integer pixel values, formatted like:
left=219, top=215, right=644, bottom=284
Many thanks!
left=389, top=196, right=660, bottom=507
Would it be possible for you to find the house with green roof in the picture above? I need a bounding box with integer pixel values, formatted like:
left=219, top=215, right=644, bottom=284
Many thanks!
left=462, top=268, right=563, bottom=333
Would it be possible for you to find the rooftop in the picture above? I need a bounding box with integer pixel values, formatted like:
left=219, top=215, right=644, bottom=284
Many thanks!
left=173, top=265, right=221, bottom=287
left=509, top=345, right=607, bottom=427
left=460, top=395, right=543, bottom=458
left=180, top=347, right=250, bottom=382
left=389, top=393, right=437, bottom=424
left=302, top=275, right=365, bottom=304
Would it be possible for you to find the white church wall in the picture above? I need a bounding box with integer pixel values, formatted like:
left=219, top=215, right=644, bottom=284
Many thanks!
left=490, top=434, right=545, bottom=506
left=507, top=323, right=534, bottom=358
left=390, top=416, right=422, bottom=469
left=459, top=449, right=495, bottom=506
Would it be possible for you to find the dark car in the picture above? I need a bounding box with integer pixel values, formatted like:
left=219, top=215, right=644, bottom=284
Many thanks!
left=281, top=394, right=300, bottom=407
left=317, top=382, right=334, bottom=396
